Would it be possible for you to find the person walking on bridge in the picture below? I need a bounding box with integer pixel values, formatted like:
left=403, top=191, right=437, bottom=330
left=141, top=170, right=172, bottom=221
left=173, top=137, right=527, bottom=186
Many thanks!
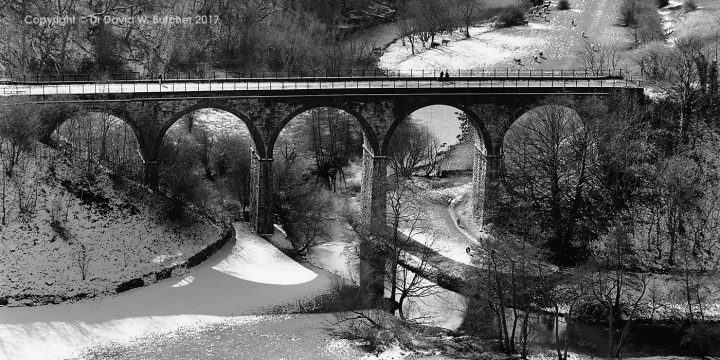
left=439, top=71, right=444, bottom=82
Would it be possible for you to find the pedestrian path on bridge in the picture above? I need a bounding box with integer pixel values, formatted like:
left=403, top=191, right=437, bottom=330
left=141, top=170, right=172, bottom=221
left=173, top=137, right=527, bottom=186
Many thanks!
left=0, top=69, right=641, bottom=97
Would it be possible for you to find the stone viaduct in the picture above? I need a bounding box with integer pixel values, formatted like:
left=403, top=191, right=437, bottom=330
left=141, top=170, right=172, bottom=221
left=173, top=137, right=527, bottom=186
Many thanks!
left=1, top=78, right=643, bottom=235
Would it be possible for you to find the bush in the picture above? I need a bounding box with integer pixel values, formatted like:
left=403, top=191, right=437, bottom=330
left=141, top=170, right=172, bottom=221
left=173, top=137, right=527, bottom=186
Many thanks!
left=557, top=0, right=571, bottom=10
left=635, top=6, right=665, bottom=44
left=619, top=0, right=639, bottom=25
left=116, top=278, right=144, bottom=293
left=496, top=6, right=526, bottom=28
left=655, top=0, right=669, bottom=7
left=683, top=0, right=697, bottom=11
left=619, top=0, right=666, bottom=46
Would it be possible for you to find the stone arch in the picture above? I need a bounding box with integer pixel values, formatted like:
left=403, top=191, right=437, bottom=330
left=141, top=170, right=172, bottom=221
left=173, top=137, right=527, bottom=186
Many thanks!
left=501, top=104, right=585, bottom=153
left=383, top=102, right=494, bottom=228
left=495, top=96, right=589, bottom=155
left=383, top=102, right=491, bottom=156
left=501, top=103, right=586, bottom=196
left=42, top=106, right=144, bottom=151
left=157, top=102, right=267, bottom=158
left=270, top=102, right=380, bottom=156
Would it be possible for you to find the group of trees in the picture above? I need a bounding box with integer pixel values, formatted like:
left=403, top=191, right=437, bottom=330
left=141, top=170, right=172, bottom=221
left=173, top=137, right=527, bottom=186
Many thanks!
left=618, top=0, right=666, bottom=45
left=490, top=42, right=720, bottom=356
left=53, top=110, right=144, bottom=180
left=158, top=113, right=254, bottom=220
left=0, top=0, right=390, bottom=78
left=387, top=120, right=444, bottom=178
left=397, top=0, right=485, bottom=54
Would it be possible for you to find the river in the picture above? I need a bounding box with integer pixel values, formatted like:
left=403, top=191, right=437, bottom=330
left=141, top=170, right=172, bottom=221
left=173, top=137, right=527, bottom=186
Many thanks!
left=399, top=269, right=720, bottom=357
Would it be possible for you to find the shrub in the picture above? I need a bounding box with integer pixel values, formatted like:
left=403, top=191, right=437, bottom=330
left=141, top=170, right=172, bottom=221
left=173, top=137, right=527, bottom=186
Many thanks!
left=619, top=0, right=639, bottom=25
left=116, top=278, right=144, bottom=293
left=655, top=0, right=669, bottom=7
left=683, top=0, right=697, bottom=11
left=619, top=0, right=666, bottom=46
left=557, top=0, right=571, bottom=10
left=634, top=6, right=665, bottom=44
left=496, top=6, right=526, bottom=28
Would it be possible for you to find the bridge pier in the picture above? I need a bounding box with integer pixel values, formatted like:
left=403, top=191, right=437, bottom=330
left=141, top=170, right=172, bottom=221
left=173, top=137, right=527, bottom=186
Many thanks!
left=481, top=154, right=504, bottom=226
left=143, top=161, right=160, bottom=190
left=360, top=146, right=388, bottom=231
left=472, top=144, right=487, bottom=228
left=249, top=150, right=274, bottom=235
left=359, top=144, right=388, bottom=303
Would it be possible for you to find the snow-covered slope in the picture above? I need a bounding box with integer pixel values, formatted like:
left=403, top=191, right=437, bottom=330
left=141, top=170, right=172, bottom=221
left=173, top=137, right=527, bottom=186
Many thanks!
left=0, top=223, right=334, bottom=360
left=0, top=145, right=220, bottom=305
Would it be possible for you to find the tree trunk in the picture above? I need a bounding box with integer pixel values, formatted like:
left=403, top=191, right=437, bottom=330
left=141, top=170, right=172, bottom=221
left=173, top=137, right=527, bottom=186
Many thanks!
left=555, top=305, right=563, bottom=360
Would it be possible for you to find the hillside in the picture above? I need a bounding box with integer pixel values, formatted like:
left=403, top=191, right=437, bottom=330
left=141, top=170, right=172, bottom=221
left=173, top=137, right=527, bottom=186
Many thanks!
left=0, top=143, right=220, bottom=306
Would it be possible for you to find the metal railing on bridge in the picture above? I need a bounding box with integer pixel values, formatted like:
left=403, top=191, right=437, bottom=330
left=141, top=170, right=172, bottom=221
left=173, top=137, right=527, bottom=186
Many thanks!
left=2, top=68, right=628, bottom=84
left=0, top=68, right=642, bottom=97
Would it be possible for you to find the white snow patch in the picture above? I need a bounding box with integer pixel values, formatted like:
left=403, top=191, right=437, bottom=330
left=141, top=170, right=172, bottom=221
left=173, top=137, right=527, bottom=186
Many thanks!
left=360, top=343, right=411, bottom=360
left=212, top=223, right=318, bottom=285
left=170, top=275, right=195, bottom=287
left=151, top=252, right=183, bottom=264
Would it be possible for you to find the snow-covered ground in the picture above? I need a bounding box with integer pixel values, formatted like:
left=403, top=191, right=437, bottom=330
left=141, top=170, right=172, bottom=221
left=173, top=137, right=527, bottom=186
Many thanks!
left=0, top=146, right=220, bottom=305
left=0, top=223, right=338, bottom=360
left=379, top=0, right=628, bottom=71
left=379, top=24, right=548, bottom=70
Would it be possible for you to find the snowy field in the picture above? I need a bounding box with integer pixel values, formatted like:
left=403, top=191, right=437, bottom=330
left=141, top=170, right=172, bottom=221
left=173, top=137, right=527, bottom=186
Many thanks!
left=0, top=223, right=342, bottom=360
left=379, top=0, right=628, bottom=71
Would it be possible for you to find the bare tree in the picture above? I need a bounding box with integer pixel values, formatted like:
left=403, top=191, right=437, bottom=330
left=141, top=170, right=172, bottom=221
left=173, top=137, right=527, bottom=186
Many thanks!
left=388, top=121, right=442, bottom=178
left=475, top=226, right=546, bottom=356
left=0, top=104, right=39, bottom=177
left=273, top=149, right=330, bottom=255
left=503, top=104, right=597, bottom=264
left=76, top=241, right=92, bottom=281
left=454, top=0, right=484, bottom=38
left=584, top=225, right=648, bottom=358
left=397, top=2, right=419, bottom=54
left=578, top=41, right=621, bottom=75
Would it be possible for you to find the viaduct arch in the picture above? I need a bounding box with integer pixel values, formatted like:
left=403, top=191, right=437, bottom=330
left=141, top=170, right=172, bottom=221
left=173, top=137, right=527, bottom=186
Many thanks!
left=3, top=86, right=642, bottom=237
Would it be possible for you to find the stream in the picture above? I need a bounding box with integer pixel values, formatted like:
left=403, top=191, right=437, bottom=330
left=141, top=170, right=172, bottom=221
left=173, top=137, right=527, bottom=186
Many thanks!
left=400, top=270, right=720, bottom=357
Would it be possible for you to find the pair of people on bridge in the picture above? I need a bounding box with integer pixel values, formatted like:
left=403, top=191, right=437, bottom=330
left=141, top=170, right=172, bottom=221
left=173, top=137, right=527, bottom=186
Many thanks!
left=439, top=70, right=451, bottom=82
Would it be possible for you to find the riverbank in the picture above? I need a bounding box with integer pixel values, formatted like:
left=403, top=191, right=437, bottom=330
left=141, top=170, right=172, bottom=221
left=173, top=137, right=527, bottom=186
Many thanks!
left=0, top=144, right=222, bottom=307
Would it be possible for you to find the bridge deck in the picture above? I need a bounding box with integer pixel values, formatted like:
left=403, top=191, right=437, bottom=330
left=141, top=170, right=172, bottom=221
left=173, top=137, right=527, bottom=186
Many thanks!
left=0, top=69, right=640, bottom=97
left=0, top=77, right=640, bottom=97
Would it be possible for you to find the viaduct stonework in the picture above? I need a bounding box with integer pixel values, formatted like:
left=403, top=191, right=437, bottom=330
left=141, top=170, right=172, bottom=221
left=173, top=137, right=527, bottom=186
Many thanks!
left=2, top=79, right=643, bottom=235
